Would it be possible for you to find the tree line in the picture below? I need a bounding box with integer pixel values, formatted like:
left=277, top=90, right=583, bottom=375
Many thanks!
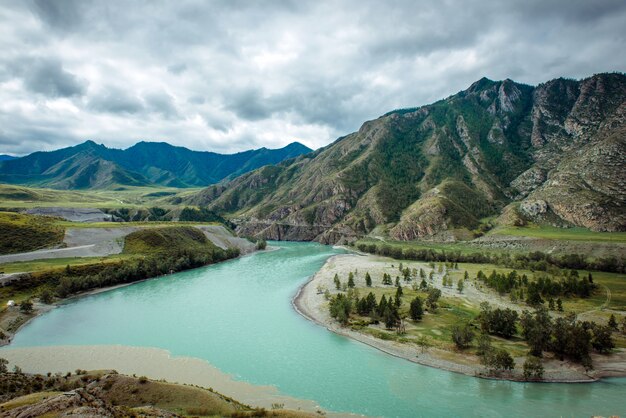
left=476, top=269, right=596, bottom=305
left=354, top=243, right=625, bottom=273
left=10, top=247, right=240, bottom=300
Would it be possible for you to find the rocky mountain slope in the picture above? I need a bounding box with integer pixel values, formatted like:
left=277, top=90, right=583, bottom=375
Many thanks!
left=187, top=73, right=626, bottom=243
left=0, top=140, right=311, bottom=189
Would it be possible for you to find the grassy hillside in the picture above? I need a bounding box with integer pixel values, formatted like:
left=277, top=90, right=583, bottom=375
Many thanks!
left=490, top=225, right=626, bottom=243
left=0, top=212, right=65, bottom=254
left=0, top=370, right=315, bottom=417
left=0, top=183, right=200, bottom=209
left=123, top=226, right=213, bottom=254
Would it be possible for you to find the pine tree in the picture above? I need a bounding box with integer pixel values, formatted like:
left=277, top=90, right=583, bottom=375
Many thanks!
left=548, top=298, right=555, bottom=310
left=420, top=278, right=428, bottom=290
left=378, top=295, right=388, bottom=316
left=409, top=296, right=424, bottom=321
left=457, top=278, right=464, bottom=293
left=394, top=293, right=401, bottom=307
left=419, top=268, right=425, bottom=279
left=348, top=273, right=355, bottom=288
left=464, top=270, right=469, bottom=281
left=608, top=314, right=618, bottom=330
left=383, top=306, right=397, bottom=329
left=556, top=298, right=563, bottom=312
left=365, top=272, right=372, bottom=287
left=396, top=284, right=403, bottom=298
left=334, top=274, right=341, bottom=290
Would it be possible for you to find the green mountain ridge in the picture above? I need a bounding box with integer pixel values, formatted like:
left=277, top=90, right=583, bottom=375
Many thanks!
left=0, top=141, right=312, bottom=189
left=186, top=73, right=626, bottom=243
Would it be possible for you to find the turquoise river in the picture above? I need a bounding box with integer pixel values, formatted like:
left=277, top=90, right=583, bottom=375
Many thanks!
left=5, top=242, right=626, bottom=417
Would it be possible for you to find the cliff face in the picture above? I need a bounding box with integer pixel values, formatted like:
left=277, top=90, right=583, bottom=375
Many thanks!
left=187, top=73, right=626, bottom=242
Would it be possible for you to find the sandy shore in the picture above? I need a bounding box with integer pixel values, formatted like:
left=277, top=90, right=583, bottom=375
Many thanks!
left=292, top=253, right=626, bottom=383
left=0, top=345, right=328, bottom=413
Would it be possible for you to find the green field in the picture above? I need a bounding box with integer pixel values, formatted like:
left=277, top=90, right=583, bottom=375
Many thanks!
left=0, top=255, right=136, bottom=274
left=0, top=183, right=200, bottom=209
left=490, top=225, right=626, bottom=243
left=357, top=237, right=499, bottom=255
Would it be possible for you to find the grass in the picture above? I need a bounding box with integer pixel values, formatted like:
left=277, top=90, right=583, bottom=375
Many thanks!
left=0, top=371, right=316, bottom=417
left=0, top=254, right=136, bottom=274
left=123, top=226, right=213, bottom=254
left=0, top=183, right=201, bottom=209
left=336, top=256, right=626, bottom=362
left=352, top=286, right=529, bottom=356
left=99, top=374, right=240, bottom=416
left=357, top=237, right=500, bottom=256
left=52, top=220, right=217, bottom=229
left=490, top=225, right=626, bottom=243
left=0, top=212, right=65, bottom=254
left=0, top=392, right=63, bottom=411
left=450, top=262, right=626, bottom=313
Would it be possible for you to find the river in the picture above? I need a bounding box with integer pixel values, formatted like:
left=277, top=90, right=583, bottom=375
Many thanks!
left=4, top=242, right=626, bottom=417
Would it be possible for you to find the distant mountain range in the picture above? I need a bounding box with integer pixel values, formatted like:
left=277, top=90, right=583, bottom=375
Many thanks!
left=186, top=73, right=626, bottom=242
left=0, top=141, right=312, bottom=189
left=0, top=155, right=16, bottom=161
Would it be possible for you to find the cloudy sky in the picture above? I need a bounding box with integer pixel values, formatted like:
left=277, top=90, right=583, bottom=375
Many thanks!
left=1, top=0, right=625, bottom=156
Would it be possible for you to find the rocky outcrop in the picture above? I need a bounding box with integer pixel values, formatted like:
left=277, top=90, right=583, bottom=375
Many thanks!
left=4, top=388, right=119, bottom=418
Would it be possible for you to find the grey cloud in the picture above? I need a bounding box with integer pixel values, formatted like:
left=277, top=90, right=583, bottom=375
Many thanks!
left=167, top=63, right=187, bottom=74
left=29, top=0, right=85, bottom=31
left=88, top=88, right=144, bottom=114
left=509, top=0, right=626, bottom=23
left=144, top=91, right=178, bottom=118
left=0, top=0, right=624, bottom=155
left=225, top=88, right=272, bottom=121
left=188, top=95, right=205, bottom=105
left=21, top=58, right=86, bottom=98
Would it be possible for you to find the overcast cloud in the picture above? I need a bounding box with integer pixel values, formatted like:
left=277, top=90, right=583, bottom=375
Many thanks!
left=0, top=0, right=625, bottom=155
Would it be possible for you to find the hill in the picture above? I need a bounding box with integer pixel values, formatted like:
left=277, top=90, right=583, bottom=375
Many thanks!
left=0, top=141, right=311, bottom=189
left=186, top=73, right=626, bottom=243
left=0, top=212, right=65, bottom=254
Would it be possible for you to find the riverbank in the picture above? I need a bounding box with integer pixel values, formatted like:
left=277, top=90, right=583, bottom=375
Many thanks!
left=292, top=253, right=626, bottom=383
left=0, top=345, right=328, bottom=414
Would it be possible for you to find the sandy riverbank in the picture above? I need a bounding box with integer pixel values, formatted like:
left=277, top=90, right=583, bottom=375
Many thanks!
left=292, top=253, right=626, bottom=383
left=0, top=345, right=329, bottom=413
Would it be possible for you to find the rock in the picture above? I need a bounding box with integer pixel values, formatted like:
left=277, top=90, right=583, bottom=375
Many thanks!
left=520, top=200, right=548, bottom=217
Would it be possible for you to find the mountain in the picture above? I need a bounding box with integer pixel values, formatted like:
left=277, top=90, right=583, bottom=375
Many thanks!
left=0, top=141, right=312, bottom=189
left=0, top=155, right=16, bottom=161
left=187, top=73, right=626, bottom=243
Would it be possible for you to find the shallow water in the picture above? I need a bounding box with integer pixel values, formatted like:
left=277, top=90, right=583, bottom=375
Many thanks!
left=6, top=242, right=626, bottom=417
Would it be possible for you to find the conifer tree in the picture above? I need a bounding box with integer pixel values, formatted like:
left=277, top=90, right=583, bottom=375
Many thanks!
left=365, top=272, right=372, bottom=287
left=334, top=273, right=341, bottom=290
left=409, top=296, right=424, bottom=321
left=348, top=274, right=355, bottom=288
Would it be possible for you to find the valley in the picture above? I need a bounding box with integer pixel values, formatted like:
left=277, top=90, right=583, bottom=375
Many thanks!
left=0, top=73, right=624, bottom=418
